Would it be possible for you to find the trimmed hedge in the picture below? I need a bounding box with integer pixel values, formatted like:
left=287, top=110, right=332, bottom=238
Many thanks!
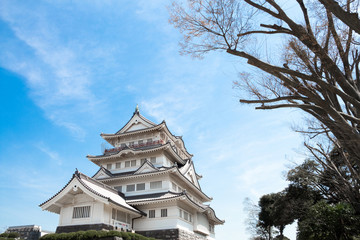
left=0, top=232, right=21, bottom=240
left=40, top=230, right=156, bottom=240
left=0, top=233, right=20, bottom=238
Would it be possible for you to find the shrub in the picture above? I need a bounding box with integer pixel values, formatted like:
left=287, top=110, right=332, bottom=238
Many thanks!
left=7, top=233, right=20, bottom=238
left=40, top=230, right=156, bottom=240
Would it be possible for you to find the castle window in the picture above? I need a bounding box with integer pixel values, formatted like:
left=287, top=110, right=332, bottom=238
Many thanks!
left=184, top=211, right=189, bottom=221
left=126, top=184, right=135, bottom=192
left=107, top=164, right=112, bottom=170
left=161, top=209, right=167, bottom=217
left=131, top=160, right=137, bottom=167
left=72, top=206, right=90, bottom=219
left=125, top=161, right=130, bottom=167
left=150, top=157, right=156, bottom=164
left=136, top=183, right=145, bottom=191
left=150, top=181, right=162, bottom=189
left=116, top=162, right=121, bottom=168
left=141, top=158, right=147, bottom=165
left=112, top=208, right=126, bottom=222
left=149, top=210, right=155, bottom=218
left=114, top=186, right=122, bottom=192
left=129, top=142, right=134, bottom=147
left=138, top=140, right=143, bottom=145
left=121, top=143, right=126, bottom=148
left=147, top=138, right=152, bottom=144
left=179, top=208, right=192, bottom=222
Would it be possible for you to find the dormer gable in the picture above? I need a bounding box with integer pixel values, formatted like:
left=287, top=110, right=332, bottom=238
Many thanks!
left=134, top=161, right=159, bottom=174
left=93, top=167, right=112, bottom=180
left=180, top=160, right=201, bottom=189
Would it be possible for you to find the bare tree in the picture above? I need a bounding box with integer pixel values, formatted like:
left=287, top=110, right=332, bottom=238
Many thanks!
left=169, top=0, right=360, bottom=213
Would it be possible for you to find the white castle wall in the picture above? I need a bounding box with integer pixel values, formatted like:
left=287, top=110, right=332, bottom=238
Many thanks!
left=134, top=205, right=194, bottom=231
left=194, top=213, right=210, bottom=236
left=58, top=194, right=106, bottom=226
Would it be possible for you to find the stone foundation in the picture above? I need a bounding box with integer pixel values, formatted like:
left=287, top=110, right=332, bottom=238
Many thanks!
left=56, top=223, right=113, bottom=233
left=179, top=229, right=207, bottom=240
left=136, top=229, right=208, bottom=240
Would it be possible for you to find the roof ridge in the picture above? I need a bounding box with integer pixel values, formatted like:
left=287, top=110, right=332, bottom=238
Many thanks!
left=39, top=172, right=76, bottom=207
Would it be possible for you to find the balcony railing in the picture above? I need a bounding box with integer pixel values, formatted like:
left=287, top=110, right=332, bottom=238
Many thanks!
left=104, top=140, right=164, bottom=154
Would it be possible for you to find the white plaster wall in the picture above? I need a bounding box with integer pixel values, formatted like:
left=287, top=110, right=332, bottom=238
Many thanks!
left=103, top=205, right=112, bottom=225
left=107, top=153, right=163, bottom=174
left=194, top=213, right=210, bottom=236
left=58, top=194, right=106, bottom=226
left=120, top=177, right=171, bottom=197
left=134, top=205, right=194, bottom=232
left=134, top=217, right=180, bottom=231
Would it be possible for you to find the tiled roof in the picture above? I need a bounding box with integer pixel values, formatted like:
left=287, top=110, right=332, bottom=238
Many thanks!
left=95, top=165, right=211, bottom=202
left=125, top=190, right=224, bottom=224
left=40, top=170, right=144, bottom=216
left=88, top=142, right=186, bottom=166
left=126, top=191, right=183, bottom=202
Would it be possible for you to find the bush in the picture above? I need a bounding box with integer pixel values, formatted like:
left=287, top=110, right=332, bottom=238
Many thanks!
left=40, top=230, right=156, bottom=240
left=0, top=232, right=20, bottom=240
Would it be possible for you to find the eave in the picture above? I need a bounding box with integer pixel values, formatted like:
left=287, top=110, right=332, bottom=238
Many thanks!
left=100, top=121, right=193, bottom=159
left=97, top=166, right=212, bottom=202
left=39, top=171, right=144, bottom=216
left=101, top=123, right=163, bottom=141
left=87, top=142, right=186, bottom=165
left=127, top=191, right=224, bottom=224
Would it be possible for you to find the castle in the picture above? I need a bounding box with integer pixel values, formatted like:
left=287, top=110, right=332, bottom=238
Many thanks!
left=40, top=107, right=224, bottom=240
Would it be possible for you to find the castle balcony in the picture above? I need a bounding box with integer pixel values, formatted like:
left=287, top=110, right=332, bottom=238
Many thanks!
left=104, top=140, right=164, bottom=154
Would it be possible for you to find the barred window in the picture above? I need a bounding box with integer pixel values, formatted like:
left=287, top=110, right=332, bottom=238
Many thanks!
left=73, top=206, right=90, bottom=219
left=114, top=186, right=122, bottom=192
left=150, top=181, right=162, bottom=189
left=138, top=140, right=143, bottom=145
left=116, top=162, right=121, bottom=168
left=179, top=208, right=192, bottom=222
left=141, top=158, right=147, bottom=165
left=131, top=160, right=137, bottom=167
left=126, top=184, right=135, bottom=192
left=147, top=138, right=152, bottom=143
left=161, top=209, right=167, bottom=217
left=136, top=183, right=145, bottom=191
left=107, top=164, right=112, bottom=170
left=125, top=161, right=130, bottom=167
left=121, top=143, right=126, bottom=148
left=149, top=210, right=155, bottom=218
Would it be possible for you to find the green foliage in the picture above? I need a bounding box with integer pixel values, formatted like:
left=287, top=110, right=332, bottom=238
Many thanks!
left=40, top=230, right=156, bottom=240
left=297, top=201, right=360, bottom=240
left=0, top=232, right=20, bottom=240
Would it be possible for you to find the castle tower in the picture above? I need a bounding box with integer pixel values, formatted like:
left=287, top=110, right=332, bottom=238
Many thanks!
left=40, top=107, right=224, bottom=240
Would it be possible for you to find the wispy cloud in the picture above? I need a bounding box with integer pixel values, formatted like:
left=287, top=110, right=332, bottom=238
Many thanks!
left=0, top=1, right=107, bottom=140
left=35, top=142, right=62, bottom=166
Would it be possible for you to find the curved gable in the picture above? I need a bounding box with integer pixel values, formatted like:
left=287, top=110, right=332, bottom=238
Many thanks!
left=180, top=160, right=201, bottom=189
left=116, top=112, right=156, bottom=134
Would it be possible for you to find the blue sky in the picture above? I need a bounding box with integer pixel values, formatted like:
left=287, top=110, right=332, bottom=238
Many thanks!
left=0, top=1, right=305, bottom=239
